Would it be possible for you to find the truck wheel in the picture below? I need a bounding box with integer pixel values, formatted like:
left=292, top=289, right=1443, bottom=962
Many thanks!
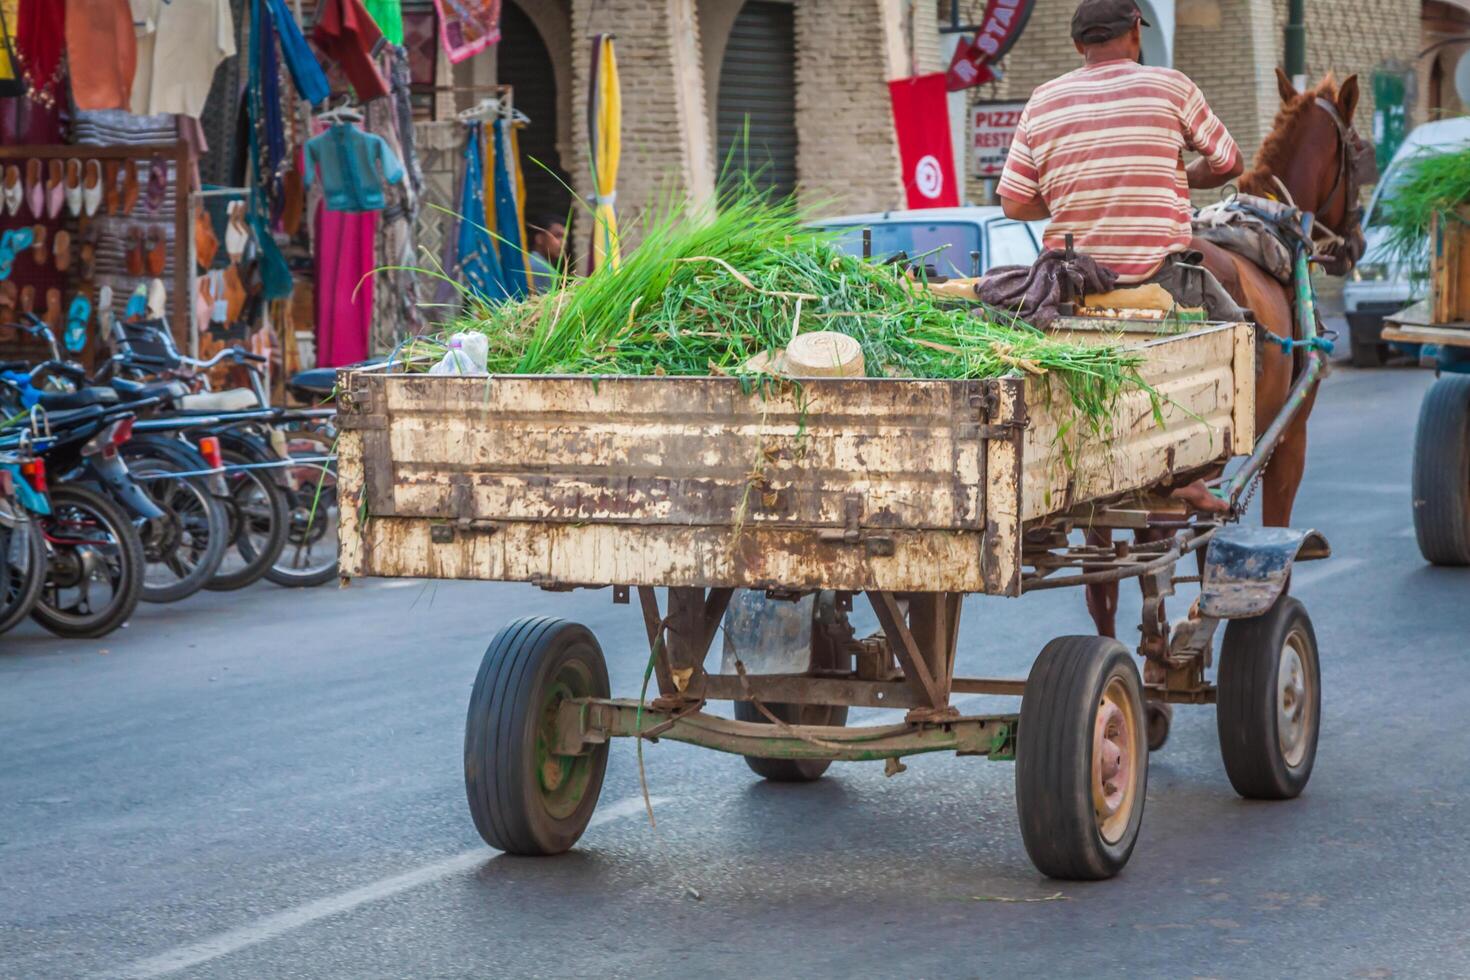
left=1016, top=636, right=1147, bottom=880
left=464, top=617, right=610, bottom=855
left=1216, top=596, right=1320, bottom=800
left=733, top=699, right=849, bottom=781
left=1411, top=374, right=1470, bottom=566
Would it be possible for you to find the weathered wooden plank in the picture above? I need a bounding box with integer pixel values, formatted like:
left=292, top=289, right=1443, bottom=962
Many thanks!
left=341, top=516, right=990, bottom=593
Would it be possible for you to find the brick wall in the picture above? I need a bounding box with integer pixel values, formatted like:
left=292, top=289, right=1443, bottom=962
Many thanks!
left=793, top=0, right=905, bottom=214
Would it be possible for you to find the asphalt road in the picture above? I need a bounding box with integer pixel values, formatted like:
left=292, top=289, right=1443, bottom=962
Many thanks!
left=3, top=360, right=1468, bottom=979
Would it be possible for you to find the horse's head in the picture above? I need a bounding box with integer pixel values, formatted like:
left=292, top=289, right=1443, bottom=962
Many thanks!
left=1240, top=70, right=1374, bottom=276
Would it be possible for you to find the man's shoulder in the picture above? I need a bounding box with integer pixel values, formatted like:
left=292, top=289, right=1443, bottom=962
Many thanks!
left=1036, top=61, right=1197, bottom=96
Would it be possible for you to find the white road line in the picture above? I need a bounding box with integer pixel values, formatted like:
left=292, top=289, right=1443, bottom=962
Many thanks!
left=111, top=796, right=667, bottom=980
left=1290, top=556, right=1365, bottom=589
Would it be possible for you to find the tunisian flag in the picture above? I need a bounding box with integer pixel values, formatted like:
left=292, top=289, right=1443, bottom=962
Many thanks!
left=889, top=74, right=959, bottom=210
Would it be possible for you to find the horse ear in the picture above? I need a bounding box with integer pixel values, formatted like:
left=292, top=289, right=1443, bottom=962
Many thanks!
left=1276, top=67, right=1297, bottom=104
left=1337, top=75, right=1360, bottom=122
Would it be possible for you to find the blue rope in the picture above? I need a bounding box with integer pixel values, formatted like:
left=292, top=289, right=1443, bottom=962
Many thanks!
left=1260, top=332, right=1335, bottom=355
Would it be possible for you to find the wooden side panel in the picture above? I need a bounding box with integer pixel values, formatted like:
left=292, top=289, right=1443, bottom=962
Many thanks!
left=342, top=516, right=989, bottom=593
left=1019, top=323, right=1247, bottom=521
left=370, top=374, right=984, bottom=531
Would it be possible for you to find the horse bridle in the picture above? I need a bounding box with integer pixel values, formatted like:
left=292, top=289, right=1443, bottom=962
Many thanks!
left=1305, top=95, right=1371, bottom=274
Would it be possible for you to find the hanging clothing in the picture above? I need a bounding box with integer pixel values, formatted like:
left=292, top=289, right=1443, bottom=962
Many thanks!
left=130, top=0, right=235, bottom=118
left=0, top=0, right=25, bottom=97
left=314, top=203, right=377, bottom=367
left=457, top=123, right=507, bottom=305
left=312, top=0, right=389, bottom=102
left=14, top=0, right=65, bottom=108
left=263, top=0, right=329, bottom=106
left=64, top=0, right=134, bottom=110
left=303, top=123, right=404, bottom=212
left=431, top=0, right=499, bottom=64
left=364, top=0, right=403, bottom=45
left=491, top=118, right=527, bottom=298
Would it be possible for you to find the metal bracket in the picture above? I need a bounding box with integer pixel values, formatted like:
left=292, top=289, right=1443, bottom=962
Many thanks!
left=817, top=493, right=894, bottom=555
left=430, top=476, right=497, bottom=542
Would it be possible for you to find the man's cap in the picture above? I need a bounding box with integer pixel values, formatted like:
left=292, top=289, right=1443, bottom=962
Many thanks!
left=1071, top=0, right=1149, bottom=44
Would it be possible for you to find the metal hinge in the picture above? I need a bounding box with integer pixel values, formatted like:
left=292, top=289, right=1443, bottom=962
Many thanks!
left=817, top=493, right=894, bottom=556
left=430, top=476, right=496, bottom=543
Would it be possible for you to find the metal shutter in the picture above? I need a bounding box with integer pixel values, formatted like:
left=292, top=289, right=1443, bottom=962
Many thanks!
left=716, top=1, right=797, bottom=199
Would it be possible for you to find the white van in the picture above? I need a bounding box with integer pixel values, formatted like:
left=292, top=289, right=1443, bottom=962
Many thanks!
left=1343, top=117, right=1470, bottom=366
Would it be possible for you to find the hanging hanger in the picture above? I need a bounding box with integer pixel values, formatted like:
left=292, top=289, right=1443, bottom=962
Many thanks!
left=316, top=96, right=364, bottom=125
left=456, top=97, right=502, bottom=123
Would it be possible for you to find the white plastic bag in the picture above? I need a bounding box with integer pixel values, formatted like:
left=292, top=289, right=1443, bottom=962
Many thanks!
left=428, top=332, right=489, bottom=375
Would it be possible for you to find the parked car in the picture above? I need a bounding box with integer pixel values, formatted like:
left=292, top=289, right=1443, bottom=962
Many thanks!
left=1343, top=116, right=1470, bottom=367
left=813, top=206, right=1046, bottom=278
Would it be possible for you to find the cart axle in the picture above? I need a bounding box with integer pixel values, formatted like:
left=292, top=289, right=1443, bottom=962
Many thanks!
left=554, top=698, right=1018, bottom=763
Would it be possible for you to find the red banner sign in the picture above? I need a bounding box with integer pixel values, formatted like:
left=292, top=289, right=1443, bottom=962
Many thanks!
left=946, top=0, right=1036, bottom=92
left=889, top=74, right=959, bottom=210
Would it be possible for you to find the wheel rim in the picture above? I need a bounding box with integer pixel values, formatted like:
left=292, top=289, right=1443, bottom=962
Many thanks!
left=38, top=500, right=127, bottom=625
left=1092, top=675, right=1140, bottom=845
left=534, top=658, right=597, bottom=820
left=1277, top=629, right=1314, bottom=769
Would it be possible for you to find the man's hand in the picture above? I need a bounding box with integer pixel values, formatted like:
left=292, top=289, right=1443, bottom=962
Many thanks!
left=1186, top=154, right=1243, bottom=190
left=1001, top=194, right=1050, bottom=221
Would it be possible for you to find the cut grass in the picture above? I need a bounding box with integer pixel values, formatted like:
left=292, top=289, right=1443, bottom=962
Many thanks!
left=1378, top=143, right=1470, bottom=280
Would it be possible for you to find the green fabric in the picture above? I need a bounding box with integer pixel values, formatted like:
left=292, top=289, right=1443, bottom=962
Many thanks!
left=363, top=0, right=403, bottom=44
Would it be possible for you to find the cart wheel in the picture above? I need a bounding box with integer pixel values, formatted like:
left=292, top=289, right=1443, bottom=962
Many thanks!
left=464, top=617, right=610, bottom=855
left=1016, top=636, right=1147, bottom=880
left=1216, top=596, right=1320, bottom=800
left=1411, top=374, right=1470, bottom=566
left=733, top=700, right=849, bottom=781
left=1145, top=701, right=1173, bottom=752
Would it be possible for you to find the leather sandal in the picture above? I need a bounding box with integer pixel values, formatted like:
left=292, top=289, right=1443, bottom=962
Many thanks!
left=64, top=158, right=82, bottom=216
left=53, top=228, right=71, bottom=272
left=195, top=207, right=219, bottom=270
left=125, top=227, right=145, bottom=276
left=0, top=281, right=17, bottom=319
left=19, top=284, right=35, bottom=314
left=145, top=227, right=166, bottom=276
left=145, top=157, right=167, bottom=212
left=121, top=159, right=140, bottom=215
left=82, top=159, right=103, bottom=217
left=29, top=224, right=46, bottom=265
left=25, top=158, right=43, bottom=218
left=43, top=287, right=62, bottom=333
left=45, top=159, right=64, bottom=219
left=104, top=160, right=121, bottom=215
left=2, top=164, right=21, bottom=216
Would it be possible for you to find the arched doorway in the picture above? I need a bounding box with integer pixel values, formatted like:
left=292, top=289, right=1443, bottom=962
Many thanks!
left=497, top=2, right=573, bottom=224
left=715, top=1, right=798, bottom=198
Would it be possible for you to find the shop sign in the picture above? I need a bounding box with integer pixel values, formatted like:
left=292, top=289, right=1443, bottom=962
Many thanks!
left=946, top=0, right=1037, bottom=91
left=971, top=101, right=1026, bottom=178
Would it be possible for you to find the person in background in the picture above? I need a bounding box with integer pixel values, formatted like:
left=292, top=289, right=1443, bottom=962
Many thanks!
left=997, top=0, right=1245, bottom=319
left=527, top=214, right=566, bottom=292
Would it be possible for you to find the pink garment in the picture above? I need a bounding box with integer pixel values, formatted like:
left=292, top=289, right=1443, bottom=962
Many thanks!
left=314, top=202, right=377, bottom=367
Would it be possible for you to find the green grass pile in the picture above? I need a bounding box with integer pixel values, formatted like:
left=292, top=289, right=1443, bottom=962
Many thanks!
left=424, top=192, right=1148, bottom=428
left=1378, top=143, right=1470, bottom=278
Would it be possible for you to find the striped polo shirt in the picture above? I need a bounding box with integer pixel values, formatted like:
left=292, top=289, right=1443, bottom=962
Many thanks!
left=998, top=59, right=1240, bottom=283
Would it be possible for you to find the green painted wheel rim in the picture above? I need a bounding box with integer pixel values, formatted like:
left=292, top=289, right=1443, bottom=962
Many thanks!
left=535, top=659, right=596, bottom=820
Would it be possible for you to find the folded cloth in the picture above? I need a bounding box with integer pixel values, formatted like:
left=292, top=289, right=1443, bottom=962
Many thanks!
left=975, top=248, right=1119, bottom=328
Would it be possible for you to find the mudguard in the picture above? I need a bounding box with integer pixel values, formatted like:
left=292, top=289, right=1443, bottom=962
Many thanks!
left=721, top=591, right=818, bottom=675
left=1199, top=525, right=1332, bottom=619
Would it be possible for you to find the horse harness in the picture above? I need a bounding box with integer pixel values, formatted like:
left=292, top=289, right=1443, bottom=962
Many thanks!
left=1266, top=96, right=1372, bottom=275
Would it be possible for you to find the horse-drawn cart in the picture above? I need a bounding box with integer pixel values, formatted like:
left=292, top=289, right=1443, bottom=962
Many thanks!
left=336, top=311, right=1331, bottom=880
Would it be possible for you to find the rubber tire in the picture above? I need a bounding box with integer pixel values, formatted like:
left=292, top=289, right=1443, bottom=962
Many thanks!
left=464, top=617, right=610, bottom=855
left=0, top=519, right=46, bottom=635
left=123, top=445, right=230, bottom=603
left=1411, top=374, right=1470, bottom=566
left=205, top=449, right=289, bottom=591
left=30, top=484, right=145, bottom=639
left=264, top=430, right=338, bottom=588
left=1216, top=595, right=1320, bottom=800
left=1145, top=701, right=1173, bottom=752
left=733, top=700, right=850, bottom=782
left=1016, top=636, right=1148, bottom=881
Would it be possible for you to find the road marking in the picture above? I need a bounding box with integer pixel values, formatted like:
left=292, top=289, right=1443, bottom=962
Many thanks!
left=1290, top=557, right=1365, bottom=589
left=111, top=796, right=667, bottom=980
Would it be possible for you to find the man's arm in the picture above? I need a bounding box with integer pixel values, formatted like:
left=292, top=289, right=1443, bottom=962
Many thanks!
left=1180, top=78, right=1242, bottom=190
left=1186, top=154, right=1242, bottom=190
left=1002, top=194, right=1051, bottom=221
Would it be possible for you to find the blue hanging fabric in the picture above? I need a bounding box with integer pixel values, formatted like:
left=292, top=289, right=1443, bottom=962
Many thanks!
left=247, top=0, right=296, bottom=300
left=491, top=118, right=528, bottom=298
left=263, top=0, right=330, bottom=107
left=457, top=123, right=508, bottom=305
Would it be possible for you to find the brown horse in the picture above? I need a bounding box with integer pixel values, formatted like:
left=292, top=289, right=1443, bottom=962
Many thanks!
left=1085, top=70, right=1367, bottom=640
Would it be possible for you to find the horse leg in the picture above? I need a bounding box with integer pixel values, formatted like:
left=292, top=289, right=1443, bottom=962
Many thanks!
left=1259, top=385, right=1318, bottom=527
left=1084, top=527, right=1119, bottom=638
